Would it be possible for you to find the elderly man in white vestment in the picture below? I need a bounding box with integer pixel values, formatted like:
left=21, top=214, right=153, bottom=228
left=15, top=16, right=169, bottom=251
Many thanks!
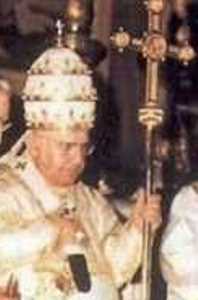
left=160, top=181, right=198, bottom=300
left=0, top=45, right=161, bottom=300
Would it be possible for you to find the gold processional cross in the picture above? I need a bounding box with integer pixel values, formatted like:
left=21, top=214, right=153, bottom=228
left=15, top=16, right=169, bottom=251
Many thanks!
left=111, top=1, right=196, bottom=300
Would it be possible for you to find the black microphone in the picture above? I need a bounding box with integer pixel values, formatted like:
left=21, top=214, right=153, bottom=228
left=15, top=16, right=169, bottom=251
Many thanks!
left=68, top=254, right=91, bottom=292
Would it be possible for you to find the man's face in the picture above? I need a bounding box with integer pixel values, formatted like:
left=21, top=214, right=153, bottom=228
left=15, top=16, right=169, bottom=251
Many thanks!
left=29, top=127, right=90, bottom=187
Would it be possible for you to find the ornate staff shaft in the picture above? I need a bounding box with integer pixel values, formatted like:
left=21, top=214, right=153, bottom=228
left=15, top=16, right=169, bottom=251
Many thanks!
left=139, top=54, right=164, bottom=300
left=141, top=127, right=153, bottom=300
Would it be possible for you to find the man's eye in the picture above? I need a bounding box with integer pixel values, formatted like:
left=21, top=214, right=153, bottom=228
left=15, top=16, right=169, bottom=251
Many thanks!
left=58, top=143, right=90, bottom=154
left=58, top=142, right=72, bottom=150
left=63, top=143, right=74, bottom=151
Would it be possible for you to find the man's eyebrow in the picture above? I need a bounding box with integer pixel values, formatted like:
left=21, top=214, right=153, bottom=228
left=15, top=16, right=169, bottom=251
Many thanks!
left=57, top=141, right=89, bottom=144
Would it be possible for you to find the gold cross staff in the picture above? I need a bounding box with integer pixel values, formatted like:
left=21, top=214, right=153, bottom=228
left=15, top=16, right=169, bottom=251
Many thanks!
left=111, top=1, right=196, bottom=300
